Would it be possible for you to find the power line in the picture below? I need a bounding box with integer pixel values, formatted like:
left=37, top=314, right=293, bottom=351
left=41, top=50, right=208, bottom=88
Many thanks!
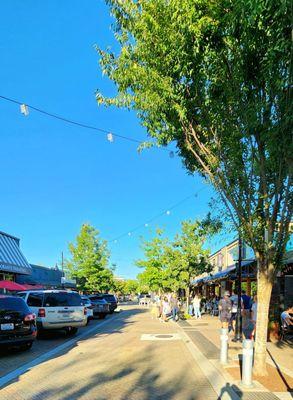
left=109, top=187, right=207, bottom=243
left=0, top=94, right=170, bottom=152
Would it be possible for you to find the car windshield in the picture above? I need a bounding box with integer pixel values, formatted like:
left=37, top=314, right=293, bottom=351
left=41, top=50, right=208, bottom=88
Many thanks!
left=101, top=295, right=116, bottom=302
left=0, top=297, right=29, bottom=312
left=43, top=292, right=83, bottom=307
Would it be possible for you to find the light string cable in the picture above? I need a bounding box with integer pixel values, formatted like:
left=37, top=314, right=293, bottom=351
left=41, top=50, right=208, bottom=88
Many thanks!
left=109, top=187, right=208, bottom=243
left=0, top=94, right=172, bottom=152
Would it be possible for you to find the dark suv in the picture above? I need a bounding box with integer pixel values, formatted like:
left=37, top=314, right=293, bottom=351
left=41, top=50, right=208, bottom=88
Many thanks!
left=0, top=295, right=37, bottom=350
left=99, top=294, right=118, bottom=314
left=88, top=295, right=110, bottom=318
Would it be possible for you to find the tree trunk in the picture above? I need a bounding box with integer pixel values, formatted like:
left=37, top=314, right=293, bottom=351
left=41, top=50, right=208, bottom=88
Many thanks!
left=253, top=259, right=273, bottom=376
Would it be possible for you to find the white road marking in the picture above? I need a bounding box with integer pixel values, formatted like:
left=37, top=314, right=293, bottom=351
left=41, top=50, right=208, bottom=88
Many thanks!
left=0, top=314, right=118, bottom=388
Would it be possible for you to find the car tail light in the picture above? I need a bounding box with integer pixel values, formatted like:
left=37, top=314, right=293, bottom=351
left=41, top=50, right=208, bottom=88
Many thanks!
left=24, top=313, right=36, bottom=322
left=38, top=308, right=46, bottom=317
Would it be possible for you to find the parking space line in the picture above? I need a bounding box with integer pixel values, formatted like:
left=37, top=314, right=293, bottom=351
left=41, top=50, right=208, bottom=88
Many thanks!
left=0, top=314, right=117, bottom=388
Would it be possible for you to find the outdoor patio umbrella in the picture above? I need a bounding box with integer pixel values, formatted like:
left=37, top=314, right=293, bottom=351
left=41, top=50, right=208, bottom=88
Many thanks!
left=0, top=280, right=27, bottom=291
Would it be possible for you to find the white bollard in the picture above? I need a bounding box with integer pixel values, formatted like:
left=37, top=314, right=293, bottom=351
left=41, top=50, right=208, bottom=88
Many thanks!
left=220, top=328, right=229, bottom=364
left=242, top=339, right=254, bottom=387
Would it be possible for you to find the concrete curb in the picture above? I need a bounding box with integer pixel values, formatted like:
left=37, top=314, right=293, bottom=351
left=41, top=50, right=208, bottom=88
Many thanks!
left=178, top=327, right=241, bottom=399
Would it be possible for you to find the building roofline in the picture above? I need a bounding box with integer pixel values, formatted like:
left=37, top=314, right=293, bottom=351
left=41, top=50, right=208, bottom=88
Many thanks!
left=209, top=238, right=238, bottom=258
left=30, top=264, right=60, bottom=271
left=0, top=230, right=20, bottom=241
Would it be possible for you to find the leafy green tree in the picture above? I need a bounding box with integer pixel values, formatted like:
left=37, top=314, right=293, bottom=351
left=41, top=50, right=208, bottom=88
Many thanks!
left=97, top=0, right=292, bottom=375
left=124, top=279, right=139, bottom=295
left=136, top=229, right=170, bottom=293
left=66, top=224, right=114, bottom=292
left=165, top=220, right=213, bottom=308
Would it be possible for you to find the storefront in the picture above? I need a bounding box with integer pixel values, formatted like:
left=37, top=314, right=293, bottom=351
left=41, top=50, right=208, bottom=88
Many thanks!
left=0, top=230, right=32, bottom=285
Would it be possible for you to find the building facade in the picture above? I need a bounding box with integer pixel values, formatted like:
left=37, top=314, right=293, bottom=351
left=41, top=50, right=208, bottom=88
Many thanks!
left=0, top=230, right=32, bottom=281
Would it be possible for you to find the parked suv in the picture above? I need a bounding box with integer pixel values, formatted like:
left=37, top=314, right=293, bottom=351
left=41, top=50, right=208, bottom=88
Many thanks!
left=17, top=290, right=87, bottom=335
left=88, top=295, right=110, bottom=319
left=81, top=295, right=94, bottom=323
left=98, top=294, right=118, bottom=313
left=0, top=295, right=37, bottom=350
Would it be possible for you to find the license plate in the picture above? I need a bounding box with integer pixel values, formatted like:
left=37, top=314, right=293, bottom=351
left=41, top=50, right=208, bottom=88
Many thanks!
left=1, top=323, right=14, bottom=330
left=62, top=315, right=72, bottom=318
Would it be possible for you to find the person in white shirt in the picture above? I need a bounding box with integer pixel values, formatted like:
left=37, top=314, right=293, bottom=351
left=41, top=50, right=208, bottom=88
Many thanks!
left=192, top=295, right=201, bottom=319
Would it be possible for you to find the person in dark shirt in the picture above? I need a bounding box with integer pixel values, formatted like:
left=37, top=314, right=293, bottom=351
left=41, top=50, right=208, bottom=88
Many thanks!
left=219, top=291, right=232, bottom=329
left=241, top=290, right=251, bottom=329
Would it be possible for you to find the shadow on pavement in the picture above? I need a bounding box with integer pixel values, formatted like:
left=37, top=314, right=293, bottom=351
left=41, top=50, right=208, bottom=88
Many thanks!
left=1, top=306, right=218, bottom=399
left=0, top=307, right=146, bottom=386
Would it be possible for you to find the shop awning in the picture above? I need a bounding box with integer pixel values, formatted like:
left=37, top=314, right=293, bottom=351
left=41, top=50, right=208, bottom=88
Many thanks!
left=192, top=259, right=256, bottom=285
left=0, top=231, right=32, bottom=275
left=0, top=280, right=27, bottom=291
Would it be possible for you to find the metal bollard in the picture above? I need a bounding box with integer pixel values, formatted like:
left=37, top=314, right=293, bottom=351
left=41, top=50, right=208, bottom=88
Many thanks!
left=242, top=339, right=254, bottom=387
left=220, top=328, right=229, bottom=364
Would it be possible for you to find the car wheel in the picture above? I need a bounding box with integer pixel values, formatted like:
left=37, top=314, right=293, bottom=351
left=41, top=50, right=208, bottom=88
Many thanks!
left=66, top=327, right=78, bottom=336
left=99, top=314, right=106, bottom=319
left=109, top=310, right=114, bottom=314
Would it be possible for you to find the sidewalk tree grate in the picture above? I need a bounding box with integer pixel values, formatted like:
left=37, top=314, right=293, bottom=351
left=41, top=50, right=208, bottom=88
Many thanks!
left=155, top=334, right=173, bottom=338
left=185, top=330, right=219, bottom=359
left=140, top=333, right=182, bottom=341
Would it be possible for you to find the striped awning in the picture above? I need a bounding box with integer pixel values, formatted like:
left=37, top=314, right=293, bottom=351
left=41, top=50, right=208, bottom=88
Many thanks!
left=0, top=231, right=32, bottom=275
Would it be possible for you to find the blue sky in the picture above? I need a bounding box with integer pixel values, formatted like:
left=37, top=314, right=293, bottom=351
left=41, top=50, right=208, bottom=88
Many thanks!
left=0, top=1, right=231, bottom=278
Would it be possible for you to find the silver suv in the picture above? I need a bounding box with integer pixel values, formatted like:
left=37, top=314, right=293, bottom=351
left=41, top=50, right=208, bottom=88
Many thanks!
left=17, top=290, right=87, bottom=335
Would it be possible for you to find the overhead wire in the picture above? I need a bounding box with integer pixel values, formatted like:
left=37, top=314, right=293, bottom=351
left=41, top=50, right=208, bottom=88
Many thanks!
left=0, top=94, right=171, bottom=151
left=108, top=187, right=208, bottom=243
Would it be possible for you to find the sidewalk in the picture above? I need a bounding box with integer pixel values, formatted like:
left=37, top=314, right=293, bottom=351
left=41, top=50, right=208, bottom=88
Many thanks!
left=177, top=314, right=293, bottom=397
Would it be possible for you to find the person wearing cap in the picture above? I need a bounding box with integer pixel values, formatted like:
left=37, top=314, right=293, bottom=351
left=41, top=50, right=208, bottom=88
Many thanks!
left=218, top=291, right=232, bottom=329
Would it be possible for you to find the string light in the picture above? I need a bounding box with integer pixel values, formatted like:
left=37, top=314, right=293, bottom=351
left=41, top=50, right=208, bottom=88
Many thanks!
left=107, top=132, right=114, bottom=143
left=20, top=104, right=29, bottom=116
left=0, top=94, right=173, bottom=153
left=108, top=187, right=207, bottom=243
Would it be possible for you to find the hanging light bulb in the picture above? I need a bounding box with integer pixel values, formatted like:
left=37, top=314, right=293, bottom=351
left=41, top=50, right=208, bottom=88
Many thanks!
left=144, top=223, right=149, bottom=227
left=114, top=240, right=118, bottom=244
left=20, top=104, right=29, bottom=116
left=107, top=132, right=114, bottom=142
left=166, top=210, right=171, bottom=215
left=128, top=232, right=131, bottom=236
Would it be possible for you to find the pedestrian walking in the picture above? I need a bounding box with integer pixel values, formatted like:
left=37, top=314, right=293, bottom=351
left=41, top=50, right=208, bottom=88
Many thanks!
left=250, top=295, right=257, bottom=339
left=170, top=294, right=179, bottom=321
left=218, top=291, right=232, bottom=329
left=192, top=295, right=202, bottom=319
left=161, top=297, right=172, bottom=322
left=230, top=290, right=243, bottom=332
left=241, top=290, right=252, bottom=329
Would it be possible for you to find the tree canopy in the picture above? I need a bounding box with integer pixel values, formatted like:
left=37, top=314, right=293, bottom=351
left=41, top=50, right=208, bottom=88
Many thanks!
left=66, top=223, right=115, bottom=292
left=97, top=0, right=292, bottom=375
left=97, top=0, right=292, bottom=265
left=136, top=218, right=218, bottom=293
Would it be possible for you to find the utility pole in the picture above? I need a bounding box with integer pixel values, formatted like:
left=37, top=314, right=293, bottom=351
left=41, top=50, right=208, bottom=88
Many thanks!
left=61, top=251, right=65, bottom=289
left=233, top=236, right=243, bottom=342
